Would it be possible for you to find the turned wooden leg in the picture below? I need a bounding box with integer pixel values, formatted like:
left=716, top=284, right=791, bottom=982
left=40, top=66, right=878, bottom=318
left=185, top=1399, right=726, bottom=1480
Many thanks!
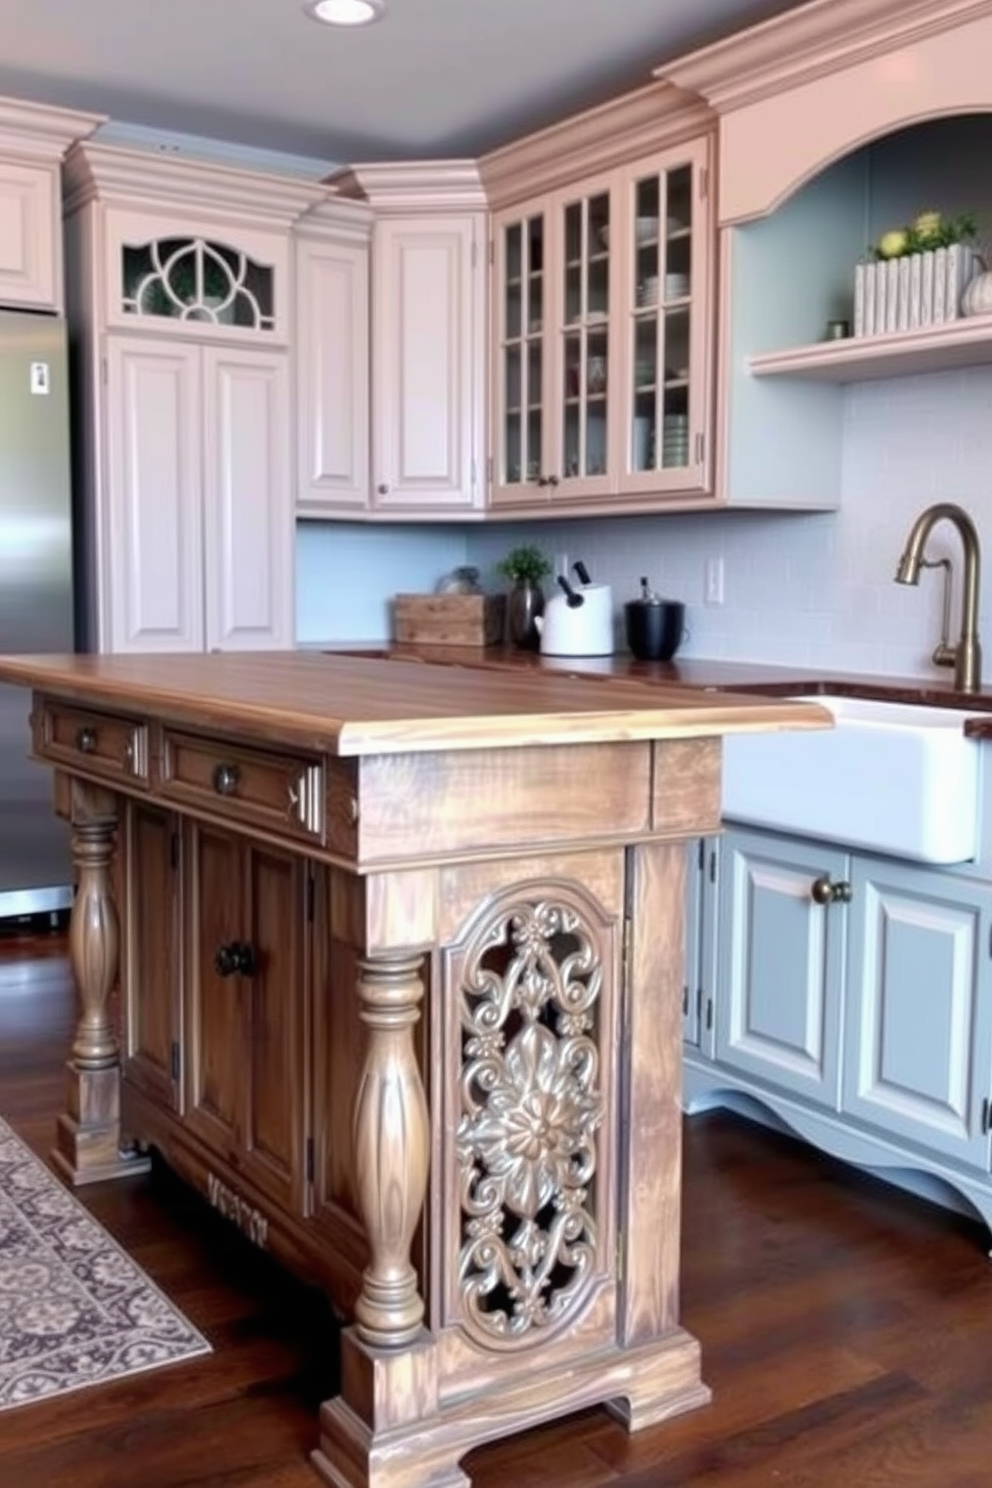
left=312, top=951, right=443, bottom=1488
left=52, top=785, right=150, bottom=1186
left=352, top=952, right=430, bottom=1347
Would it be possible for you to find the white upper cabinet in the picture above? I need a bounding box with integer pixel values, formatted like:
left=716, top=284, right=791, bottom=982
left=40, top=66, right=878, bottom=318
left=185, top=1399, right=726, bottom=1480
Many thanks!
left=0, top=96, right=103, bottom=311
left=371, top=212, right=484, bottom=513
left=63, top=142, right=322, bottom=653
left=323, top=160, right=487, bottom=518
left=294, top=198, right=372, bottom=517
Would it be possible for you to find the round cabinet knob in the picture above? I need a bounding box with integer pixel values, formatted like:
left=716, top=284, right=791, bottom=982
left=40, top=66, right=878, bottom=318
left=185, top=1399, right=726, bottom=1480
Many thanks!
left=212, top=762, right=240, bottom=797
left=75, top=726, right=98, bottom=754
left=811, top=876, right=852, bottom=905
left=214, top=941, right=257, bottom=978
left=377, top=483, right=389, bottom=495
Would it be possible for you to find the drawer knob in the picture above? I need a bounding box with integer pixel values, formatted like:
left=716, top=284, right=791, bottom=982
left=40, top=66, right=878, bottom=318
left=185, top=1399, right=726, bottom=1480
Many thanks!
left=212, top=762, right=240, bottom=796
left=811, top=876, right=852, bottom=905
left=75, top=726, right=98, bottom=754
left=214, top=941, right=257, bottom=978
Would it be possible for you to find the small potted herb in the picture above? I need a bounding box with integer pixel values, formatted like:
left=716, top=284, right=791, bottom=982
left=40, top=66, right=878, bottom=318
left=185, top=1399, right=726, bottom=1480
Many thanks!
left=496, top=545, right=552, bottom=649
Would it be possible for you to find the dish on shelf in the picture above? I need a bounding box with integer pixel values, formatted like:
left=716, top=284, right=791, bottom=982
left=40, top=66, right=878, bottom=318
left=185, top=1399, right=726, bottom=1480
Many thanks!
left=664, top=272, right=690, bottom=299
left=635, top=216, right=660, bottom=245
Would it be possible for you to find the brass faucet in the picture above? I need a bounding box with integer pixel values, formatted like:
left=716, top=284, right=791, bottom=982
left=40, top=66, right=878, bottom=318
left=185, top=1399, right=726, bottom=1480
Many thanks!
left=894, top=502, right=983, bottom=693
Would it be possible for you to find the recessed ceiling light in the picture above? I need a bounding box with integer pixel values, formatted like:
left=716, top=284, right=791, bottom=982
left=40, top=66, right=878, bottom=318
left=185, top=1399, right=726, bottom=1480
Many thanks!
left=306, top=0, right=385, bottom=25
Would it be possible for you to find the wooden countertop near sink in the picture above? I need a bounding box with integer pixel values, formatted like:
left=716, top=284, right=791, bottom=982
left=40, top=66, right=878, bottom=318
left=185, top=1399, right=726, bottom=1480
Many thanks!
left=321, top=642, right=992, bottom=736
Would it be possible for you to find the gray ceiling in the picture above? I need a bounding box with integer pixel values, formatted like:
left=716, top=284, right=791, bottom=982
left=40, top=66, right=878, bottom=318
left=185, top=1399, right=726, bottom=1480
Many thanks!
left=0, top=0, right=810, bottom=168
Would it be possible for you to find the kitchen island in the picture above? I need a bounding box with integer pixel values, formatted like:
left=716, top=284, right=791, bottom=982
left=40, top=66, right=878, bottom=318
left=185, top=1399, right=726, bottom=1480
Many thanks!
left=0, top=651, right=826, bottom=1488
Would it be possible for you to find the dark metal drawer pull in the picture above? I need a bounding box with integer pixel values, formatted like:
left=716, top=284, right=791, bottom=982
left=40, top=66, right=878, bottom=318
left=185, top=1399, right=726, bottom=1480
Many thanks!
left=212, top=762, right=240, bottom=796
left=75, top=726, right=98, bottom=754
left=214, top=941, right=257, bottom=978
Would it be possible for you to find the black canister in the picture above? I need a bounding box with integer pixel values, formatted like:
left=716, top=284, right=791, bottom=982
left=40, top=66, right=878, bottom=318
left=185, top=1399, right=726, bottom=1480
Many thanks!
left=624, top=598, right=685, bottom=661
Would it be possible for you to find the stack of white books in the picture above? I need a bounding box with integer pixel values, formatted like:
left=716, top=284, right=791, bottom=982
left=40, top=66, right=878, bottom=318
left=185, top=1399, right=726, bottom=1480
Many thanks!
left=853, top=245, right=980, bottom=337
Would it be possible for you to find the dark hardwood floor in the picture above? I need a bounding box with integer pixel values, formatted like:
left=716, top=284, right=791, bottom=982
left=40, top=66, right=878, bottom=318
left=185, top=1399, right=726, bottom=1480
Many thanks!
left=2, top=932, right=991, bottom=1487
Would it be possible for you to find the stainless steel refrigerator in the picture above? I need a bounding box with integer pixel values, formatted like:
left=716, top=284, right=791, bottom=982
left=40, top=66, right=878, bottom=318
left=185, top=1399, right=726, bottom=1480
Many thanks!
left=0, top=308, right=74, bottom=921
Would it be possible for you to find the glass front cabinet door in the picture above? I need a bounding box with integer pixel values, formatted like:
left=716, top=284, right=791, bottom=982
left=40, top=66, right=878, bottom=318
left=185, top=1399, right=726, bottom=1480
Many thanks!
left=489, top=136, right=712, bottom=512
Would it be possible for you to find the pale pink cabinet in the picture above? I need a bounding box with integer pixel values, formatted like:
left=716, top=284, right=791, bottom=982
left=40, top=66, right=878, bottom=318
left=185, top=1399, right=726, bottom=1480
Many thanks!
left=488, top=136, right=713, bottom=515
left=370, top=212, right=485, bottom=514
left=294, top=200, right=372, bottom=517
left=62, top=142, right=322, bottom=651
left=322, top=161, right=488, bottom=518
left=0, top=161, right=60, bottom=311
left=0, top=98, right=102, bottom=311
left=103, top=338, right=293, bottom=653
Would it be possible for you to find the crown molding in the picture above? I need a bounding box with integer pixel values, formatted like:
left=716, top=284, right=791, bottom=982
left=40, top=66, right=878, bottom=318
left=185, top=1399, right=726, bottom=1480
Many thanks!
left=0, top=95, right=104, bottom=161
left=63, top=141, right=326, bottom=226
left=655, top=0, right=992, bottom=114
left=479, top=81, right=714, bottom=209
left=327, top=159, right=487, bottom=213
left=295, top=192, right=374, bottom=244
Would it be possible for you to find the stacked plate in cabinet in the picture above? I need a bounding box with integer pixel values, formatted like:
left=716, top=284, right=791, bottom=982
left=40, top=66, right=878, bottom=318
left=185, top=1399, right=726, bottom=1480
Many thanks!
left=662, top=413, right=689, bottom=466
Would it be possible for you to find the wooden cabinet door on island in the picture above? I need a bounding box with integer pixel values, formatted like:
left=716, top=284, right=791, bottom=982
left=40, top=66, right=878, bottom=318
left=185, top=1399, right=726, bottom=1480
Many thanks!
left=183, top=821, right=309, bottom=1217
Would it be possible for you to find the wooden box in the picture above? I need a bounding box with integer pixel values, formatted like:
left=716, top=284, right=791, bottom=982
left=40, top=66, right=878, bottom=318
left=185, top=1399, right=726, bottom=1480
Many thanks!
left=392, top=593, right=506, bottom=647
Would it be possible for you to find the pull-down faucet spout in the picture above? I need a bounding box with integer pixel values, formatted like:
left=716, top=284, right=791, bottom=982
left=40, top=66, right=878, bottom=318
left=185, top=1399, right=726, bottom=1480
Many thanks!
left=895, top=502, right=982, bottom=693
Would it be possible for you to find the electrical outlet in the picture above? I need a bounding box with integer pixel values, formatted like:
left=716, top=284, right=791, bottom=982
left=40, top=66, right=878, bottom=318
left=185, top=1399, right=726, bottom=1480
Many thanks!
left=705, top=557, right=725, bottom=606
left=554, top=552, right=569, bottom=580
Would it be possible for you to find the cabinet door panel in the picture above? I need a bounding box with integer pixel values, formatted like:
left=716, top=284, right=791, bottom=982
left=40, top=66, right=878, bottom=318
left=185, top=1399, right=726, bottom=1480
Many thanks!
left=372, top=215, right=483, bottom=512
left=0, top=161, right=58, bottom=310
left=241, top=845, right=306, bottom=1212
left=716, top=827, right=845, bottom=1106
left=184, top=824, right=246, bottom=1160
left=122, top=803, right=180, bottom=1110
left=843, top=858, right=992, bottom=1170
left=104, top=338, right=204, bottom=652
left=202, top=347, right=293, bottom=650
left=296, top=238, right=370, bottom=513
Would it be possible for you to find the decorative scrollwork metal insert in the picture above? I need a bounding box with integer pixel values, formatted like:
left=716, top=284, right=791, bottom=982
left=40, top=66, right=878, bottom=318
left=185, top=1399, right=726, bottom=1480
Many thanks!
left=121, top=236, right=275, bottom=329
left=455, top=896, right=605, bottom=1347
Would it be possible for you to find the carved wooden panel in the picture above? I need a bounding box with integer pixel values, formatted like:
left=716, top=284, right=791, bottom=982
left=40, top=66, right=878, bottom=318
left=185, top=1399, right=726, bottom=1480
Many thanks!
left=437, top=872, right=621, bottom=1373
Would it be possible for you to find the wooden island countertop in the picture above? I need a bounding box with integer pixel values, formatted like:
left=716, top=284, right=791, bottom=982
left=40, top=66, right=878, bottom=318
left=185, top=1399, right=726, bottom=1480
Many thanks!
left=0, top=649, right=827, bottom=1488
left=0, top=650, right=829, bottom=754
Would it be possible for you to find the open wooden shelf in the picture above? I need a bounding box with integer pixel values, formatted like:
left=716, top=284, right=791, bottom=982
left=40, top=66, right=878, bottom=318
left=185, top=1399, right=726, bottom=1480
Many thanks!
left=749, top=313, right=992, bottom=384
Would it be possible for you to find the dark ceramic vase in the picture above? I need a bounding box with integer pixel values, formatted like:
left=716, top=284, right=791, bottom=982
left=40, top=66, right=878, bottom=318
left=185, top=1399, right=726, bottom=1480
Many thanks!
left=507, top=580, right=545, bottom=650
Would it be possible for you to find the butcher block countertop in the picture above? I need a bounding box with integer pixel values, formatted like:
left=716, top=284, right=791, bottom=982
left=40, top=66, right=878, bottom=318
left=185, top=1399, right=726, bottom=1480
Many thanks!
left=0, top=651, right=831, bottom=756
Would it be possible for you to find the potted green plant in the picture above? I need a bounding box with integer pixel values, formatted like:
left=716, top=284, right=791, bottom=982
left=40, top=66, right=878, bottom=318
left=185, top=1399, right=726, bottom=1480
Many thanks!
left=496, top=544, right=553, bottom=650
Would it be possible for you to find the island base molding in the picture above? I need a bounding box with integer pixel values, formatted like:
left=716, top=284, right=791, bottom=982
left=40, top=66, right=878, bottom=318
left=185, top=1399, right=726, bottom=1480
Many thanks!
left=313, top=1327, right=710, bottom=1488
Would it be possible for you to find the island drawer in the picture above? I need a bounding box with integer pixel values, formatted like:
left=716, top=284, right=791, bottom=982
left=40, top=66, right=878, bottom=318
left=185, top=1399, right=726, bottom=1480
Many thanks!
left=158, top=729, right=324, bottom=843
left=34, top=698, right=150, bottom=785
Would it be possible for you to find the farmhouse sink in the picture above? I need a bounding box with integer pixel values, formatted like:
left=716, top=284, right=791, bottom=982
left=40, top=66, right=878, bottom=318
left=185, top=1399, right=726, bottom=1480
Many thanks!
left=721, top=694, right=983, bottom=864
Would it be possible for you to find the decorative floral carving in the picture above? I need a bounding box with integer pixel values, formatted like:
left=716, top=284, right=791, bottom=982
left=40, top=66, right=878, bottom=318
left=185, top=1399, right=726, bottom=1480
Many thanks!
left=455, top=897, right=605, bottom=1346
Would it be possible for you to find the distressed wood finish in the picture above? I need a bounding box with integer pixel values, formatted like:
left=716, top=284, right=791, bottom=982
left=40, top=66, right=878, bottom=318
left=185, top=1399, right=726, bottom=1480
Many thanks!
left=0, top=650, right=828, bottom=1488
left=54, top=779, right=151, bottom=1186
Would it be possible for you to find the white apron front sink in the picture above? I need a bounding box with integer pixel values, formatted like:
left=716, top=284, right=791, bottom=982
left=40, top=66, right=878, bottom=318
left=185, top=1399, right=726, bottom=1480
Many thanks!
left=722, top=694, right=983, bottom=864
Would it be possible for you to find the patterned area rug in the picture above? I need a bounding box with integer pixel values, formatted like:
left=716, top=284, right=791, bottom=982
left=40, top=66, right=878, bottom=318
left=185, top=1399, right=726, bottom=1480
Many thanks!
left=0, top=1116, right=211, bottom=1410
